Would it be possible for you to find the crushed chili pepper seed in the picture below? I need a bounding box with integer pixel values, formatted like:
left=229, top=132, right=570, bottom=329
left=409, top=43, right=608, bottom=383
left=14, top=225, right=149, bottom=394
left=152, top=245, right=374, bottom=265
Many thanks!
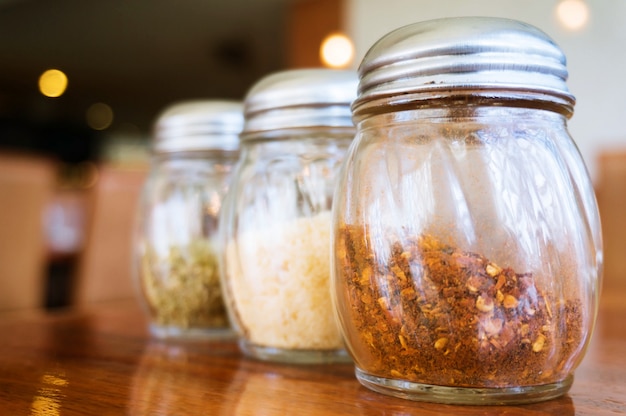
left=337, top=225, right=583, bottom=388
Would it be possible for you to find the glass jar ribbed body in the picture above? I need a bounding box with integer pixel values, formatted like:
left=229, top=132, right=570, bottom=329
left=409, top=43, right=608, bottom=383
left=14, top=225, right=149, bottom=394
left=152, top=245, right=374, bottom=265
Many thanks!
left=135, top=150, right=238, bottom=339
left=220, top=127, right=354, bottom=363
left=331, top=104, right=602, bottom=404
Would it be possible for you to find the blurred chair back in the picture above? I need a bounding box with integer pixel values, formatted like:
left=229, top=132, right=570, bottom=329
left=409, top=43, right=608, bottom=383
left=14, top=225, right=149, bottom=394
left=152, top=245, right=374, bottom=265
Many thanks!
left=0, top=152, right=57, bottom=311
left=74, top=163, right=147, bottom=305
left=596, top=150, right=626, bottom=294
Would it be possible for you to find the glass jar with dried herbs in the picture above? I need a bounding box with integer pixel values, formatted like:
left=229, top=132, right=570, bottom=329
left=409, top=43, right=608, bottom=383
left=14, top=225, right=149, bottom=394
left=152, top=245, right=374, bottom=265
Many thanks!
left=331, top=17, right=602, bottom=405
left=134, top=100, right=243, bottom=339
left=219, top=69, right=357, bottom=363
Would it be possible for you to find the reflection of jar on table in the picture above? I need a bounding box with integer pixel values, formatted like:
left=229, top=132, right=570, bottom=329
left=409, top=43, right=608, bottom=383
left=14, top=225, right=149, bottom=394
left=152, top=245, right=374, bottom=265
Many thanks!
left=220, top=69, right=358, bottom=363
left=134, top=100, right=243, bottom=339
left=130, top=341, right=238, bottom=414
left=331, top=17, right=602, bottom=405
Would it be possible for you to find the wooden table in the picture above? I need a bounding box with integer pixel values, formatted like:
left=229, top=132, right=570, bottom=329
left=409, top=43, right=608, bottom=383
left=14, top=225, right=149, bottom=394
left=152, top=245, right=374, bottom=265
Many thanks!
left=0, top=292, right=624, bottom=416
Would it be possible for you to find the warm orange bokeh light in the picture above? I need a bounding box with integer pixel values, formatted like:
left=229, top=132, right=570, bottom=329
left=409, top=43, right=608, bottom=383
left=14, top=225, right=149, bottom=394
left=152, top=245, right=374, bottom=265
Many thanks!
left=320, top=33, right=355, bottom=68
left=38, top=69, right=68, bottom=98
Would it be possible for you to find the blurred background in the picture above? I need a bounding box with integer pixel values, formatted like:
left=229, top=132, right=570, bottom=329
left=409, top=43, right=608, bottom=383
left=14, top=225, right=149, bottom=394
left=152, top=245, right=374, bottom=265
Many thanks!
left=1, top=0, right=624, bottom=312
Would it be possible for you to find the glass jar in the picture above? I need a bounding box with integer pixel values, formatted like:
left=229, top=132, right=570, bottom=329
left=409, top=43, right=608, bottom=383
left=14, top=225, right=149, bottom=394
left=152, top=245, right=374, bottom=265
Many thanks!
left=219, top=69, right=358, bottom=363
left=331, top=17, right=603, bottom=405
left=134, top=100, right=243, bottom=339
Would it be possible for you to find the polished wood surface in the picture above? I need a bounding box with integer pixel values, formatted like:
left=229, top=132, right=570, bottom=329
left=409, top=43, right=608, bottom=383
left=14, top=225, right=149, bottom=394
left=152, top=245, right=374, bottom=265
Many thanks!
left=0, top=290, right=625, bottom=415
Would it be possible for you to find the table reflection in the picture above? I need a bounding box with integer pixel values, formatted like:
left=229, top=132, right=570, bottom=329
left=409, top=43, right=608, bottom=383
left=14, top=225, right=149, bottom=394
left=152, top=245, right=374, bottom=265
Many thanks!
left=30, top=371, right=68, bottom=416
left=130, top=340, right=238, bottom=414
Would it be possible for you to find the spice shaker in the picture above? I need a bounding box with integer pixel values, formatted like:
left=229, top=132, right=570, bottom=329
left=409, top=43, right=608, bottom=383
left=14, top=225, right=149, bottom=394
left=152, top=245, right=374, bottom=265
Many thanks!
left=219, top=69, right=358, bottom=363
left=331, top=17, right=602, bottom=404
left=133, top=100, right=243, bottom=339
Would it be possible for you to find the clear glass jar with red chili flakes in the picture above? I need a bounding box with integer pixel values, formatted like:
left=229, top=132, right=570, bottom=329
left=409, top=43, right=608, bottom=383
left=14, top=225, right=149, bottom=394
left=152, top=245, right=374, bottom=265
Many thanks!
left=331, top=17, right=602, bottom=405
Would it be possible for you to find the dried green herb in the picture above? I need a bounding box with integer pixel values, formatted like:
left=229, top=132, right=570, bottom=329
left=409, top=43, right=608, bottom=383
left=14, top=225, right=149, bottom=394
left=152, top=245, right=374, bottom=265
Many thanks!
left=141, top=239, right=228, bottom=329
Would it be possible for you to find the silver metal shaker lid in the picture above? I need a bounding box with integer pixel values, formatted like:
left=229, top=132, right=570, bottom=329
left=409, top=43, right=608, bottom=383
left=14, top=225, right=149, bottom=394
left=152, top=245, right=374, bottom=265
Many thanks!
left=353, top=17, right=575, bottom=115
left=242, top=68, right=358, bottom=135
left=154, top=100, right=243, bottom=153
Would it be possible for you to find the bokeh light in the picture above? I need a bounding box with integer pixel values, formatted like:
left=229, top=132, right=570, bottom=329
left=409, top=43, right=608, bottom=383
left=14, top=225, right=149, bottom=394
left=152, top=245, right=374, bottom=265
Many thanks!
left=556, top=0, right=589, bottom=31
left=86, top=102, right=114, bottom=130
left=38, top=69, right=68, bottom=98
left=320, top=33, right=355, bottom=69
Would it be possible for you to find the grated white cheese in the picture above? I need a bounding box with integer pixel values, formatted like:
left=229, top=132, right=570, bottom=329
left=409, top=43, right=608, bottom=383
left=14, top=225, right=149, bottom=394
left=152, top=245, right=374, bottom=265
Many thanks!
left=225, top=210, right=343, bottom=350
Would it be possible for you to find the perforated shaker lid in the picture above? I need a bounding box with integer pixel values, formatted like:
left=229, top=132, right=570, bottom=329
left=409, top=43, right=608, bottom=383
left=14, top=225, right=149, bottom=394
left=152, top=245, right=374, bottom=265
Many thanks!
left=153, top=100, right=244, bottom=153
left=242, top=68, right=358, bottom=135
left=353, top=17, right=575, bottom=115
